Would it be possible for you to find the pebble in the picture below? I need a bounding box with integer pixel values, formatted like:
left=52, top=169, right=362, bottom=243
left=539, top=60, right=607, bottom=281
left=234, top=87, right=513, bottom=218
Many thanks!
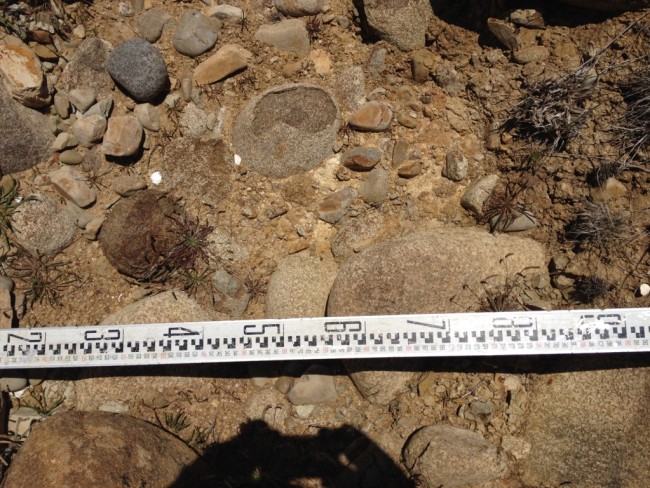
left=349, top=101, right=393, bottom=132
left=53, top=91, right=70, bottom=118
left=510, top=9, right=545, bottom=29
left=443, top=149, right=468, bottom=181
left=179, top=103, right=209, bottom=138
left=50, top=166, right=97, bottom=208
left=85, top=97, right=113, bottom=118
left=487, top=18, right=519, bottom=50
left=360, top=167, right=389, bottom=205
left=0, top=44, right=50, bottom=108
left=193, top=44, right=252, bottom=85
left=396, top=112, right=417, bottom=128
left=134, top=103, right=160, bottom=131
left=102, top=115, right=143, bottom=157
left=72, top=115, right=107, bottom=147
left=11, top=193, right=76, bottom=255
left=68, top=88, right=96, bottom=113
left=490, top=210, right=538, bottom=232
left=211, top=268, right=250, bottom=317
left=112, top=174, right=147, bottom=197
left=639, top=284, right=650, bottom=297
left=461, top=174, right=499, bottom=216
left=51, top=132, right=77, bottom=151
left=172, top=9, right=219, bottom=58
left=411, top=49, right=437, bottom=83
left=317, top=187, right=357, bottom=224
left=107, top=39, right=169, bottom=102
left=294, top=404, right=316, bottom=419
left=254, top=19, right=310, bottom=54
left=82, top=217, right=104, bottom=240
left=98, top=400, right=129, bottom=413
left=341, top=146, right=382, bottom=171
left=203, top=4, right=244, bottom=23
left=135, top=8, right=171, bottom=43
left=66, top=201, right=94, bottom=229
left=274, top=0, right=324, bottom=17
left=59, top=149, right=83, bottom=165
left=287, top=365, right=337, bottom=405
left=32, top=44, right=58, bottom=62
left=141, top=389, right=171, bottom=410
left=397, top=159, right=422, bottom=178
left=0, top=376, right=28, bottom=393
left=274, top=376, right=294, bottom=394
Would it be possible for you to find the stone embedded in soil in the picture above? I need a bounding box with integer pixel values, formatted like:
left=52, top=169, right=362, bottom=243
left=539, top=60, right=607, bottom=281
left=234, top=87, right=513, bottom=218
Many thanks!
left=411, top=49, right=437, bottom=83
left=179, top=103, right=210, bottom=138
left=520, top=361, right=650, bottom=486
left=461, top=174, right=499, bottom=216
left=107, top=39, right=169, bottom=102
left=513, top=45, right=550, bottom=64
left=328, top=228, right=547, bottom=316
left=316, top=187, right=357, bottom=224
left=193, top=43, right=252, bottom=85
left=274, top=0, right=323, bottom=17
left=331, top=212, right=398, bottom=260
left=211, top=268, right=250, bottom=318
left=266, top=254, right=338, bottom=318
left=102, top=115, right=143, bottom=157
left=402, top=424, right=509, bottom=487
left=99, top=189, right=179, bottom=280
left=341, top=146, right=382, bottom=171
left=233, top=84, right=339, bottom=178
left=72, top=114, right=107, bottom=147
left=348, top=101, right=392, bottom=132
left=135, top=8, right=171, bottom=43
left=58, top=149, right=83, bottom=165
left=396, top=112, right=417, bottom=128
left=360, top=167, right=388, bottom=205
left=362, top=0, right=432, bottom=51
left=0, top=81, right=53, bottom=174
left=59, top=37, right=113, bottom=98
left=397, top=159, right=422, bottom=178
left=2, top=411, right=213, bottom=488
left=101, top=290, right=213, bottom=325
left=0, top=44, right=50, bottom=108
left=50, top=166, right=96, bottom=208
left=510, top=9, right=545, bottom=28
left=443, top=149, right=468, bottom=182
left=254, top=19, right=310, bottom=54
left=11, top=193, right=76, bottom=256
left=491, top=210, right=538, bottom=232
left=287, top=365, right=337, bottom=405
left=134, top=103, right=160, bottom=131
left=172, top=9, right=219, bottom=58
left=334, top=66, right=366, bottom=112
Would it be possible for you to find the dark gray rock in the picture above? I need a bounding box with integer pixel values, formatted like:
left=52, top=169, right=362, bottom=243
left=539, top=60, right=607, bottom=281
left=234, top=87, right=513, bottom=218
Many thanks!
left=233, top=84, right=339, bottom=178
left=59, top=38, right=113, bottom=98
left=0, top=82, right=53, bottom=174
left=172, top=10, right=219, bottom=57
left=403, top=425, right=509, bottom=487
left=107, top=39, right=169, bottom=102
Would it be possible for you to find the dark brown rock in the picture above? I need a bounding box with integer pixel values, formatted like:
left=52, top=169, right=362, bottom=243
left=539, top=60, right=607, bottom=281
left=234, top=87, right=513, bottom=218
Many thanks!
left=99, top=190, right=178, bottom=280
left=3, top=411, right=212, bottom=488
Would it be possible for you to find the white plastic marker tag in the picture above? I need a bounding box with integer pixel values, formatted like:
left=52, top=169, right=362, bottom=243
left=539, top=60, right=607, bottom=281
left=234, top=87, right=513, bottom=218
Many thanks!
left=1, top=308, right=648, bottom=369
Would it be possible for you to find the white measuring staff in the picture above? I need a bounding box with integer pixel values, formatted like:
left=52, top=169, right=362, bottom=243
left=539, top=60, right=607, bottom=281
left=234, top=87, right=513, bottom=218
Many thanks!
left=1, top=308, right=648, bottom=369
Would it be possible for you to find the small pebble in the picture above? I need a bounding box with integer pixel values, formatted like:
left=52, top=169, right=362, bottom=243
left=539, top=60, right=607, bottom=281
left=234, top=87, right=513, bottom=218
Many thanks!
left=59, top=150, right=83, bottom=165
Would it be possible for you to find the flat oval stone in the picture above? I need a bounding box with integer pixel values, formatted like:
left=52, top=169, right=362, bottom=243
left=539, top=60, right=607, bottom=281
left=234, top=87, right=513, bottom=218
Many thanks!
left=107, top=39, right=169, bottom=102
left=348, top=101, right=392, bottom=132
left=341, top=146, right=382, bottom=171
left=172, top=9, right=219, bottom=57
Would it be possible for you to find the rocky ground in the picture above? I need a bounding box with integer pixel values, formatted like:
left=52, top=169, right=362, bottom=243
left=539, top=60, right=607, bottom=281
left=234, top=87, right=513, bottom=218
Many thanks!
left=0, top=0, right=649, bottom=487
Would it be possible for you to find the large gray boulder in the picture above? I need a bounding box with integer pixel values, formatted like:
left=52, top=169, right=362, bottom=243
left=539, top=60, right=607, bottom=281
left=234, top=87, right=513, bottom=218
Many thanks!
left=0, top=82, right=53, bottom=174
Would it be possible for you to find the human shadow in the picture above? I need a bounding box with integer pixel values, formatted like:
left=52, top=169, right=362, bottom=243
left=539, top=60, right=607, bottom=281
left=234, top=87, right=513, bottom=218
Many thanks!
left=170, top=419, right=416, bottom=488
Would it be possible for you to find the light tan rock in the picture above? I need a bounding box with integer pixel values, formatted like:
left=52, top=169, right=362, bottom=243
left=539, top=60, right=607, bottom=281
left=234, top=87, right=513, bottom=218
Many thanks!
left=194, top=44, right=252, bottom=85
left=348, top=101, right=392, bottom=132
left=0, top=44, right=49, bottom=108
left=102, top=115, right=143, bottom=157
left=487, top=18, right=519, bottom=51
left=72, top=115, right=107, bottom=147
left=49, top=166, right=96, bottom=208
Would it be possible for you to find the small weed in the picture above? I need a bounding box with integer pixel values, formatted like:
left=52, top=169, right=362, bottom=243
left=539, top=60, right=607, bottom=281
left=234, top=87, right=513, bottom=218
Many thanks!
left=566, top=201, right=632, bottom=250
left=572, top=275, right=611, bottom=303
left=243, top=275, right=266, bottom=300
left=163, top=213, right=214, bottom=273
left=82, top=168, right=112, bottom=191
left=0, top=179, right=32, bottom=247
left=306, top=16, right=322, bottom=44
left=18, top=385, right=65, bottom=415
left=480, top=179, right=532, bottom=233
left=8, top=250, right=80, bottom=308
left=176, top=265, right=214, bottom=304
left=187, top=425, right=210, bottom=449
left=238, top=9, right=249, bottom=33
left=163, top=410, right=191, bottom=433
left=616, top=62, right=650, bottom=164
